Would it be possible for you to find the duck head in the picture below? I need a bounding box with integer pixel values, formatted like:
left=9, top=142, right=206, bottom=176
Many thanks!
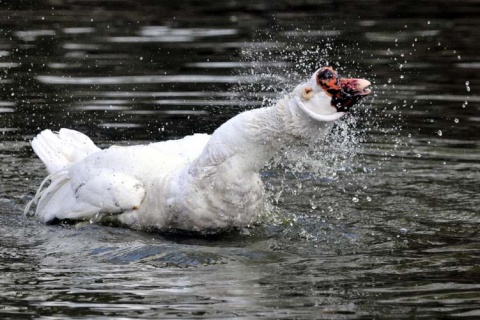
left=295, top=66, right=371, bottom=122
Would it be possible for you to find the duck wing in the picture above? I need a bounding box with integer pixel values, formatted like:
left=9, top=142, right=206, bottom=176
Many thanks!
left=27, top=130, right=211, bottom=224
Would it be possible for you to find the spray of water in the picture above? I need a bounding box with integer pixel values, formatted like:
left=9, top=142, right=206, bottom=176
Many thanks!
left=232, top=28, right=377, bottom=228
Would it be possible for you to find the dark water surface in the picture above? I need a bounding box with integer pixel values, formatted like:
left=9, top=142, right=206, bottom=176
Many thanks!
left=1, top=1, right=479, bottom=319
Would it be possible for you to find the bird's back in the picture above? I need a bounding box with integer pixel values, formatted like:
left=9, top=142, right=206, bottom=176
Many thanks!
left=71, top=133, right=210, bottom=184
left=26, top=130, right=211, bottom=223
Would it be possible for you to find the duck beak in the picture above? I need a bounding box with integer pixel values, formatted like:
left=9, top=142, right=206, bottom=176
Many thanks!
left=314, top=66, right=372, bottom=112
left=340, top=78, right=372, bottom=97
left=331, top=78, right=372, bottom=112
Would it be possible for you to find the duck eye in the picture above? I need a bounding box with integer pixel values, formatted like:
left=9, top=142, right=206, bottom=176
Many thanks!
left=317, top=68, right=336, bottom=81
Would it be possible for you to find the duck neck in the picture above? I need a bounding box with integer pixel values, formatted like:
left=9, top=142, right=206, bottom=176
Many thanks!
left=193, top=94, right=333, bottom=173
left=166, top=94, right=334, bottom=231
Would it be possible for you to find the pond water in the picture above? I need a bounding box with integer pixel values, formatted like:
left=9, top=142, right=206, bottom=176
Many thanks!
left=1, top=0, right=479, bottom=318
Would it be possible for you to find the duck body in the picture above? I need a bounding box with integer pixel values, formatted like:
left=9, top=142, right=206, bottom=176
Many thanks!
left=26, top=67, right=371, bottom=232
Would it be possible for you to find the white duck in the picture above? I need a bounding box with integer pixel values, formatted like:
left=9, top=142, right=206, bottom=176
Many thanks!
left=25, top=67, right=371, bottom=232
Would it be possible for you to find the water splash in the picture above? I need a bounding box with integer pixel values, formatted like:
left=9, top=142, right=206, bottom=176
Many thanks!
left=232, top=28, right=376, bottom=227
left=232, top=27, right=370, bottom=110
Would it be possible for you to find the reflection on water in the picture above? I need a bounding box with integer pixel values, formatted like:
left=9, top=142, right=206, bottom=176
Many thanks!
left=1, top=0, right=479, bottom=319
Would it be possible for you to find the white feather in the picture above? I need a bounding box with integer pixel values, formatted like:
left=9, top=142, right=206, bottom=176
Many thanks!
left=26, top=74, right=351, bottom=232
left=31, top=128, right=101, bottom=173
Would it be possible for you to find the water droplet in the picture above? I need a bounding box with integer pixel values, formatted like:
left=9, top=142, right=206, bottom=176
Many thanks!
left=427, top=21, right=431, bottom=25
left=454, top=118, right=459, bottom=123
left=352, top=197, right=359, bottom=203
left=366, top=196, right=372, bottom=202
left=387, top=78, right=392, bottom=84
left=437, top=130, right=442, bottom=136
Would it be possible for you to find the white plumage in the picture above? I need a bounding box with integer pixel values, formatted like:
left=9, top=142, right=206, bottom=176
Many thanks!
left=25, top=67, right=371, bottom=232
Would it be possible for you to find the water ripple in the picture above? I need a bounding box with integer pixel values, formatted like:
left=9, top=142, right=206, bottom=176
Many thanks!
left=186, top=61, right=291, bottom=68
left=0, top=62, right=20, bottom=68
left=107, top=26, right=238, bottom=43
left=140, top=26, right=238, bottom=38
left=152, top=99, right=260, bottom=107
left=14, top=30, right=56, bottom=41
left=36, top=75, right=258, bottom=85
left=63, top=27, right=95, bottom=34
left=364, top=30, right=440, bottom=42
